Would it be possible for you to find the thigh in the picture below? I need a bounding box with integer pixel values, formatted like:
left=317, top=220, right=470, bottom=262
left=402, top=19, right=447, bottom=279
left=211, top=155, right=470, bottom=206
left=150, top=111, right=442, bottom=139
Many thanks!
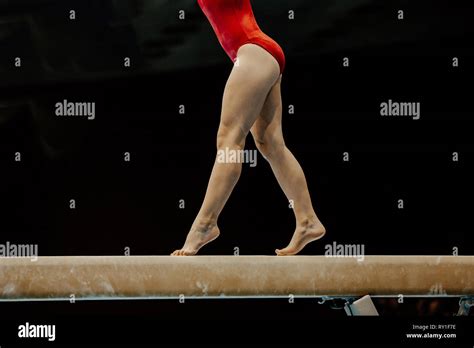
left=251, top=75, right=285, bottom=145
left=219, top=44, right=280, bottom=141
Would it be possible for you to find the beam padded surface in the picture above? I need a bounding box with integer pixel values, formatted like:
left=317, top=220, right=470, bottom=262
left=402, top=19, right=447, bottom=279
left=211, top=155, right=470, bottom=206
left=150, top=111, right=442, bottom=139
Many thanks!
left=0, top=256, right=473, bottom=299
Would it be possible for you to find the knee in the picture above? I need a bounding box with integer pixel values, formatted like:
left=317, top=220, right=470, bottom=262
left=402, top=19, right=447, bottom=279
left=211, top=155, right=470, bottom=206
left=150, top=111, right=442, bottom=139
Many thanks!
left=254, top=136, right=286, bottom=161
left=216, top=123, right=245, bottom=150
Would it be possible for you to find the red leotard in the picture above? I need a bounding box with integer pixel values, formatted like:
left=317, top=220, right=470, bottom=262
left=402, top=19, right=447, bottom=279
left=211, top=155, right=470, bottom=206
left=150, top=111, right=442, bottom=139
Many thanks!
left=197, top=0, right=286, bottom=74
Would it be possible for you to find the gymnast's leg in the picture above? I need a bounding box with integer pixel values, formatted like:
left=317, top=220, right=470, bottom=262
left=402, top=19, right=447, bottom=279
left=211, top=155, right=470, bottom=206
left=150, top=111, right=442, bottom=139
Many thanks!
left=172, top=44, right=280, bottom=256
left=250, top=76, right=326, bottom=256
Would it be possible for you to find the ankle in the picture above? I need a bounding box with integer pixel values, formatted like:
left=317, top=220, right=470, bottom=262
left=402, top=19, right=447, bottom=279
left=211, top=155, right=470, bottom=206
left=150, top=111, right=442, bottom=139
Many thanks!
left=193, top=216, right=218, bottom=230
left=296, top=214, right=320, bottom=229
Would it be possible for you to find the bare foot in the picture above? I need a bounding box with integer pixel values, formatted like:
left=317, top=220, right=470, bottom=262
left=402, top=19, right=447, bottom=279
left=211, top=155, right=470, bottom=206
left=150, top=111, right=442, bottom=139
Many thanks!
left=276, top=219, right=326, bottom=256
left=171, top=221, right=220, bottom=256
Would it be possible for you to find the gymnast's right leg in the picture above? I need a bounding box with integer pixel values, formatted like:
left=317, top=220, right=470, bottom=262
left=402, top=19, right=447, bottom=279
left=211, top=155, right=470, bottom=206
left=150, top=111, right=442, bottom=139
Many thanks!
left=250, top=76, right=326, bottom=256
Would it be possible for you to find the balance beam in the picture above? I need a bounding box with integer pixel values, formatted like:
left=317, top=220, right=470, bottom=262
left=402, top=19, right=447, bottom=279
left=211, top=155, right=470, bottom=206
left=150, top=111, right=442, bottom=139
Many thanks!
left=0, top=256, right=473, bottom=300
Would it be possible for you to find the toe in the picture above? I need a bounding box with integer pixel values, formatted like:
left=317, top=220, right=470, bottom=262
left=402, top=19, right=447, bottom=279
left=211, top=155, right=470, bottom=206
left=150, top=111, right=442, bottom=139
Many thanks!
left=277, top=247, right=294, bottom=256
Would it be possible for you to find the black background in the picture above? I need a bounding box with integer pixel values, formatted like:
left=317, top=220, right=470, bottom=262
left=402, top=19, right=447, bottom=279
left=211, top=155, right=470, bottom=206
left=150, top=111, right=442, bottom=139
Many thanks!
left=0, top=0, right=473, bottom=344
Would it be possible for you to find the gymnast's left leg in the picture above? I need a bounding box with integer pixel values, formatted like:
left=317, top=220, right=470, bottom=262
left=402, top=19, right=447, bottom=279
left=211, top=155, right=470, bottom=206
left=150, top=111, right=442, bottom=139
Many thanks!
left=250, top=77, right=326, bottom=256
left=172, top=44, right=281, bottom=256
